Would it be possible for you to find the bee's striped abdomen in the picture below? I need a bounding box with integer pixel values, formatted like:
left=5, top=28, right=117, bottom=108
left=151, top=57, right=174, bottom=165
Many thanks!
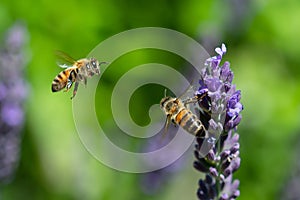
left=176, top=109, right=205, bottom=137
left=51, top=69, right=71, bottom=92
left=175, top=108, right=189, bottom=126
left=160, top=96, right=207, bottom=138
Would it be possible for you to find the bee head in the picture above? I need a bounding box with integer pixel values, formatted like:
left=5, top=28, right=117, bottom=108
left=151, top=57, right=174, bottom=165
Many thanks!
left=160, top=96, right=170, bottom=109
left=89, top=58, right=109, bottom=75
left=88, top=58, right=101, bottom=75
left=160, top=96, right=179, bottom=114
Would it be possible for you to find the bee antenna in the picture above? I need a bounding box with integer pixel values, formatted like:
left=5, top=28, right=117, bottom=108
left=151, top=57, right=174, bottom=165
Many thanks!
left=164, top=89, right=167, bottom=97
left=99, top=61, right=109, bottom=66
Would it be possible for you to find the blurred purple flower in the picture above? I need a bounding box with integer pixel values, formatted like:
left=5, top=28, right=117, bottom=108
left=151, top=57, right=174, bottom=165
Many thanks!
left=0, top=22, right=29, bottom=184
left=193, top=44, right=243, bottom=199
left=140, top=124, right=187, bottom=195
left=1, top=103, right=24, bottom=126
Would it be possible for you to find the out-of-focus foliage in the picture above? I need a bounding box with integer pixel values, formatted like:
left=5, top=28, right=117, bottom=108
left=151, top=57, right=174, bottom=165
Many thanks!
left=0, top=0, right=300, bottom=199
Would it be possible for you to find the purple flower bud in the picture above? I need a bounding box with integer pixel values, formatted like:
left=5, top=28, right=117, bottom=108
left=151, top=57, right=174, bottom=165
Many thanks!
left=197, top=190, right=207, bottom=199
left=220, top=62, right=233, bottom=83
left=225, top=114, right=242, bottom=132
left=231, top=157, right=241, bottom=173
left=220, top=150, right=230, bottom=162
left=194, top=161, right=209, bottom=173
left=199, top=179, right=208, bottom=192
left=230, top=143, right=240, bottom=154
left=232, top=190, right=240, bottom=198
left=209, top=167, right=218, bottom=177
left=223, top=168, right=232, bottom=178
left=207, top=150, right=216, bottom=162
left=227, top=92, right=242, bottom=115
left=227, top=102, right=243, bottom=118
left=221, top=158, right=231, bottom=172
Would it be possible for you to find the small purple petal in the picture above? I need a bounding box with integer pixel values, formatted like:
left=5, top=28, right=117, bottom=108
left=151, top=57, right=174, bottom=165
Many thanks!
left=205, top=78, right=222, bottom=92
left=232, top=190, right=240, bottom=198
left=231, top=157, right=241, bottom=172
left=225, top=115, right=242, bottom=131
left=224, top=83, right=231, bottom=92
left=232, top=133, right=239, bottom=143
left=221, top=43, right=227, bottom=54
left=195, top=87, right=208, bottom=96
left=215, top=47, right=223, bottom=56
left=220, top=193, right=229, bottom=200
left=231, top=179, right=240, bottom=191
left=220, top=62, right=233, bottom=83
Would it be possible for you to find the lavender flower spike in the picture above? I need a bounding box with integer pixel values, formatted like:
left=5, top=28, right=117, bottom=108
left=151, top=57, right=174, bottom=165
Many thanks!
left=193, top=44, right=243, bottom=199
left=0, top=23, right=29, bottom=184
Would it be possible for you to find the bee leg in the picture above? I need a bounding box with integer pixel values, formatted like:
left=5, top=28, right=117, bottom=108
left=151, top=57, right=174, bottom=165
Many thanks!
left=71, top=82, right=79, bottom=99
left=183, top=95, right=211, bottom=114
left=183, top=96, right=198, bottom=106
left=171, top=119, right=177, bottom=127
left=64, top=79, right=73, bottom=92
left=161, top=115, right=171, bottom=141
left=83, top=77, right=87, bottom=86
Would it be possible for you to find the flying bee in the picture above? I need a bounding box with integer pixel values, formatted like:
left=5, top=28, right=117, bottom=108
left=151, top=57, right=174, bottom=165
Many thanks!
left=160, top=89, right=208, bottom=138
left=51, top=51, right=107, bottom=99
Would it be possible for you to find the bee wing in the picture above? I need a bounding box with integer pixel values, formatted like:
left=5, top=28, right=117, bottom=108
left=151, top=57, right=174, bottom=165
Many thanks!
left=57, top=63, right=71, bottom=68
left=55, top=50, right=77, bottom=68
left=179, top=79, right=202, bottom=114
left=179, top=80, right=198, bottom=102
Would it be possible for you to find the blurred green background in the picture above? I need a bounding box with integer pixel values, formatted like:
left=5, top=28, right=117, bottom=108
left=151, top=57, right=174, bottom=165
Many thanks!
left=1, top=0, right=300, bottom=199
